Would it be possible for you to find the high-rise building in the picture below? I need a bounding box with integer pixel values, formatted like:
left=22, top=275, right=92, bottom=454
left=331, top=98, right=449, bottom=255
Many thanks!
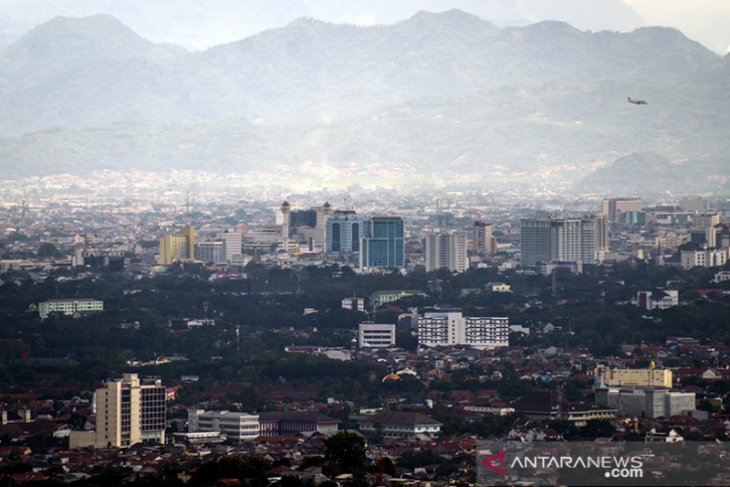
left=280, top=201, right=291, bottom=250
left=316, top=202, right=333, bottom=228
left=601, top=198, right=642, bottom=223
left=520, top=217, right=605, bottom=267
left=325, top=211, right=363, bottom=253
left=473, top=221, right=496, bottom=254
left=289, top=209, right=317, bottom=228
left=360, top=216, right=405, bottom=270
left=417, top=311, right=508, bottom=349
left=595, top=216, right=609, bottom=257
left=69, top=374, right=166, bottom=449
left=425, top=231, right=468, bottom=273
left=179, top=225, right=195, bottom=262
left=223, top=231, right=243, bottom=262
left=158, top=226, right=195, bottom=265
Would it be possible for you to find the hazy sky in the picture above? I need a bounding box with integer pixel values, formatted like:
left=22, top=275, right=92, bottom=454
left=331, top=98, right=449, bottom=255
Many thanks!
left=0, top=0, right=728, bottom=53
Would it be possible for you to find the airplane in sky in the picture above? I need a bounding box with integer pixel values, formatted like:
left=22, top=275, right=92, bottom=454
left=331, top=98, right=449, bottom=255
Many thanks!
left=627, top=97, right=648, bottom=105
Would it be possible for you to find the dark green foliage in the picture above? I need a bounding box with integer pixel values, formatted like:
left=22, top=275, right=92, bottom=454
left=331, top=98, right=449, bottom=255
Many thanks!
left=323, top=432, right=367, bottom=476
left=188, top=455, right=272, bottom=487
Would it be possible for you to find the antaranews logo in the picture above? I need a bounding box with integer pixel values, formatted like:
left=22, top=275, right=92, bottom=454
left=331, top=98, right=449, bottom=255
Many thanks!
left=481, top=450, right=644, bottom=480
left=479, top=441, right=730, bottom=486
left=482, top=451, right=508, bottom=475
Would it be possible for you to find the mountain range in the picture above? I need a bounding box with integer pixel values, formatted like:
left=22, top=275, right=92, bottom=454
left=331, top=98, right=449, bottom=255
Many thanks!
left=1, top=10, right=728, bottom=194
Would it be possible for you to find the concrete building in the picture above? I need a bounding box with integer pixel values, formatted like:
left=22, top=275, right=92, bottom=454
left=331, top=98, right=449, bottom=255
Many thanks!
left=325, top=211, right=362, bottom=254
left=633, top=290, right=679, bottom=310
left=360, top=216, right=405, bottom=270
left=594, top=367, right=672, bottom=389
left=359, top=411, right=441, bottom=438
left=680, top=248, right=728, bottom=270
left=370, top=290, right=428, bottom=309
left=188, top=409, right=260, bottom=442
left=601, top=198, right=642, bottom=223
left=424, top=231, right=468, bottom=273
left=316, top=202, right=333, bottom=229
left=341, top=297, right=365, bottom=312
left=258, top=412, right=340, bottom=437
left=159, top=225, right=195, bottom=265
left=38, top=298, right=103, bottom=319
left=595, top=388, right=695, bottom=419
left=243, top=224, right=283, bottom=252
left=358, top=323, right=396, bottom=348
left=512, top=391, right=616, bottom=426
left=223, top=231, right=243, bottom=262
left=473, top=221, right=496, bottom=255
left=417, top=311, right=508, bottom=349
left=520, top=217, right=606, bottom=268
left=280, top=201, right=291, bottom=250
left=485, top=282, right=511, bottom=293
left=195, top=240, right=226, bottom=264
left=69, top=374, right=166, bottom=449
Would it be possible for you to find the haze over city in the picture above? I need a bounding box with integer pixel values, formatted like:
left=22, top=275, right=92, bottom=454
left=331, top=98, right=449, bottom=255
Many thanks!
left=1, top=1, right=729, bottom=486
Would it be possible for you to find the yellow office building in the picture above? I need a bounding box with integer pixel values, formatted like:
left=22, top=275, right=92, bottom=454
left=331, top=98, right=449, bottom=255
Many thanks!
left=158, top=226, right=195, bottom=265
left=594, top=366, right=672, bottom=389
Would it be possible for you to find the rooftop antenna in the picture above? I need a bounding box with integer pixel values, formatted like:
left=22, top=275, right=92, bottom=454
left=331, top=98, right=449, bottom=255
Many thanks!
left=186, top=191, right=190, bottom=216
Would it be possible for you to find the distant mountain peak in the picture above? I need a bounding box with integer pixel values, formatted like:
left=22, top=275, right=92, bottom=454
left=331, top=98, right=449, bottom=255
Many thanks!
left=401, top=8, right=498, bottom=33
left=23, top=13, right=140, bottom=40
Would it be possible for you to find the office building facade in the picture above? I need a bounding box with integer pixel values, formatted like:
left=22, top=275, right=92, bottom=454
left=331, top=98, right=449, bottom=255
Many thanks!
left=520, top=217, right=605, bottom=267
left=595, top=388, right=695, bottom=419
left=325, top=211, right=362, bottom=253
left=473, top=221, right=496, bottom=254
left=360, top=216, right=405, bottom=270
left=223, top=231, right=243, bottom=262
left=601, top=198, right=642, bottom=223
left=69, top=374, right=166, bottom=448
left=159, top=225, right=195, bottom=265
left=188, top=409, right=260, bottom=442
left=594, top=367, right=672, bottom=389
left=358, top=323, right=396, bottom=348
left=195, top=241, right=226, bottom=264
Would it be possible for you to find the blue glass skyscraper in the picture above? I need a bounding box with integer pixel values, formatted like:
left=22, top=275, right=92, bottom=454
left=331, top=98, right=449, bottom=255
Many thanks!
left=360, top=216, right=405, bottom=270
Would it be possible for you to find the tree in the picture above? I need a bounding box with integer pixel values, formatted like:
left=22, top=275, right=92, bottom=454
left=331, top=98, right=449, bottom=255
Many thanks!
left=324, top=431, right=367, bottom=476
left=37, top=242, right=60, bottom=257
